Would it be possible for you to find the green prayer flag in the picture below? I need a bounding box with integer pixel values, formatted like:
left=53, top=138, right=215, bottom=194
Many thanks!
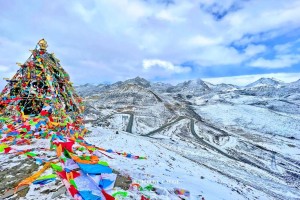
left=51, top=163, right=63, bottom=172
left=25, top=152, right=37, bottom=157
left=36, top=174, right=56, bottom=180
left=112, top=191, right=128, bottom=198
left=0, top=144, right=8, bottom=152
left=98, top=161, right=109, bottom=166
left=70, top=179, right=77, bottom=189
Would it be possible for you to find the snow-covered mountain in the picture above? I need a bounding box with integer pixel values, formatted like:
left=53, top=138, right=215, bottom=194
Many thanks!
left=75, top=83, right=110, bottom=96
left=288, top=79, right=300, bottom=88
left=96, top=83, right=159, bottom=106
left=122, top=76, right=151, bottom=88
left=246, top=77, right=283, bottom=88
left=237, top=78, right=300, bottom=98
left=207, top=83, right=239, bottom=92
left=283, top=79, right=300, bottom=95
left=75, top=76, right=300, bottom=200
left=166, top=79, right=211, bottom=96
left=1, top=76, right=299, bottom=200
left=150, top=82, right=173, bottom=93
left=75, top=77, right=151, bottom=97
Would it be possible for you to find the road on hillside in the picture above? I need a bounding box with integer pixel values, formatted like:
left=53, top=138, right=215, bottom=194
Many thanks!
left=126, top=113, right=134, bottom=133
left=190, top=119, right=292, bottom=181
left=190, top=119, right=237, bottom=160
left=143, top=116, right=186, bottom=137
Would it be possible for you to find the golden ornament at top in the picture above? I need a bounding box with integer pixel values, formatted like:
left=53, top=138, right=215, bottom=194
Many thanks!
left=38, top=39, right=48, bottom=50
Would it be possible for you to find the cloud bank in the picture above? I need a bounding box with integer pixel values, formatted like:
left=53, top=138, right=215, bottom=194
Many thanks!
left=0, top=0, right=299, bottom=88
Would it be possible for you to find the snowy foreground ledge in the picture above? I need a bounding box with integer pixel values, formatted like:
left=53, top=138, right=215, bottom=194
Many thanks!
left=2, top=125, right=299, bottom=200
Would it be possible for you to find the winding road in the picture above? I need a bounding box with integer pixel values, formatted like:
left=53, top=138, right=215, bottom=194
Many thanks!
left=143, top=116, right=185, bottom=137
left=125, top=113, right=134, bottom=133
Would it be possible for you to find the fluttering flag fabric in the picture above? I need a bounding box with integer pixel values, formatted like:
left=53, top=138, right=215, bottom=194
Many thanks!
left=77, top=163, right=113, bottom=174
left=15, top=162, right=51, bottom=192
left=0, top=39, right=148, bottom=200
left=33, top=174, right=56, bottom=185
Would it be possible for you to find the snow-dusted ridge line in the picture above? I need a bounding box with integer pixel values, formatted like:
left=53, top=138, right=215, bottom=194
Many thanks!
left=78, top=76, right=300, bottom=200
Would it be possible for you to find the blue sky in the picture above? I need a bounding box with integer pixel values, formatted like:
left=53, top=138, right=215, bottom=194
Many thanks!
left=0, top=0, right=300, bottom=87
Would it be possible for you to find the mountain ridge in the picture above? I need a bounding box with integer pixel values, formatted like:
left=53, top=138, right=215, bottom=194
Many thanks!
left=76, top=76, right=299, bottom=98
left=73, top=74, right=300, bottom=200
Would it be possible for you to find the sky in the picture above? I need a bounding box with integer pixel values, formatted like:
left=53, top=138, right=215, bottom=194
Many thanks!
left=0, top=0, right=300, bottom=87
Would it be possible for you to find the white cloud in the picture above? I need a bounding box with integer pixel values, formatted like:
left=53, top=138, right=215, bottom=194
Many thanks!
left=244, top=44, right=266, bottom=56
left=223, top=0, right=300, bottom=44
left=274, top=43, right=293, bottom=53
left=274, top=39, right=300, bottom=53
left=0, top=0, right=300, bottom=86
left=156, top=10, right=185, bottom=23
left=249, top=54, right=300, bottom=68
left=186, top=35, right=222, bottom=47
left=192, top=45, right=246, bottom=66
left=143, top=59, right=191, bottom=73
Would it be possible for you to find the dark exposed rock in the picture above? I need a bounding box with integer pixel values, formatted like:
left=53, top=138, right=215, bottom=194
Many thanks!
left=0, top=155, right=39, bottom=198
left=113, top=170, right=132, bottom=190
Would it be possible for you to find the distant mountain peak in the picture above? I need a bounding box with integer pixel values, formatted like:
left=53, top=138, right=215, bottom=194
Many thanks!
left=133, top=76, right=145, bottom=80
left=178, top=78, right=209, bottom=89
left=291, top=79, right=300, bottom=84
left=246, top=77, right=283, bottom=88
left=287, top=79, right=300, bottom=88
left=164, top=78, right=211, bottom=95
left=81, top=83, right=97, bottom=87
left=123, top=76, right=151, bottom=88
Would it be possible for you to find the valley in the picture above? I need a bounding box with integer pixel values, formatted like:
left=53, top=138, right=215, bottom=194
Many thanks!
left=77, top=77, right=300, bottom=199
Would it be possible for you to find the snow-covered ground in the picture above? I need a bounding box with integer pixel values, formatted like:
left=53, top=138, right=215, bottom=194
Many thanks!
left=2, top=125, right=299, bottom=200
left=4, top=77, right=299, bottom=199
left=85, top=127, right=272, bottom=200
left=193, top=103, right=300, bottom=139
left=76, top=77, right=300, bottom=200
